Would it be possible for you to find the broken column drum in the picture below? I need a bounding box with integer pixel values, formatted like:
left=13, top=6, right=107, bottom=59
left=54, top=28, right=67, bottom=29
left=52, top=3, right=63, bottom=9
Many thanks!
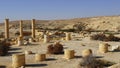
left=35, top=54, right=46, bottom=62
left=82, top=49, right=92, bottom=57
left=12, top=54, right=25, bottom=68
left=65, top=33, right=71, bottom=41
left=64, top=49, right=75, bottom=59
left=99, top=43, right=109, bottom=53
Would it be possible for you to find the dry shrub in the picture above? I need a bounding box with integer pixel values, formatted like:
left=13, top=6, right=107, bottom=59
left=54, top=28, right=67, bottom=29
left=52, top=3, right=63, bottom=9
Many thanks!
left=106, top=34, right=120, bottom=41
left=15, top=31, right=31, bottom=36
left=78, top=56, right=103, bottom=68
left=90, top=33, right=106, bottom=41
left=98, top=59, right=116, bottom=67
left=47, top=42, right=63, bottom=54
left=90, top=33, right=120, bottom=41
left=78, top=56, right=115, bottom=68
left=47, top=44, right=54, bottom=54
left=23, top=31, right=31, bottom=36
left=0, top=40, right=10, bottom=56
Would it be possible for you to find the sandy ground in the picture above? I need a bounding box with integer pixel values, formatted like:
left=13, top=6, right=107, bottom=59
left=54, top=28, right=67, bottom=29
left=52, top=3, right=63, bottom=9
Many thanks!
left=0, top=37, right=120, bottom=68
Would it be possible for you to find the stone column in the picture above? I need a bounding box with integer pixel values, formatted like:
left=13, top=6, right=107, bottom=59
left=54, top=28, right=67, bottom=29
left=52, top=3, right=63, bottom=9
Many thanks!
left=31, top=19, right=35, bottom=38
left=65, top=33, right=71, bottom=41
left=20, top=20, right=23, bottom=37
left=44, top=34, right=50, bottom=43
left=99, top=43, right=109, bottom=53
left=5, top=19, right=9, bottom=39
left=17, top=36, right=23, bottom=46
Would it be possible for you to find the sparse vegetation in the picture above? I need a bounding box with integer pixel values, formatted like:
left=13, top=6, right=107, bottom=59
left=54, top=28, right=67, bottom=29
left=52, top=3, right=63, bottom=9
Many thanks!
left=60, top=29, right=75, bottom=32
left=90, top=33, right=120, bottom=41
left=90, top=33, right=106, bottom=41
left=0, top=16, right=120, bottom=68
left=73, top=22, right=87, bottom=31
left=78, top=56, right=115, bottom=68
left=0, top=40, right=10, bottom=56
left=47, top=42, right=63, bottom=54
left=15, top=31, right=31, bottom=36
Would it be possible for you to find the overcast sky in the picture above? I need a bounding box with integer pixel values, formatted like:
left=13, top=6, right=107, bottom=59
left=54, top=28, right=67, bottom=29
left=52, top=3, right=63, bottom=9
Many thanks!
left=0, top=0, right=120, bottom=22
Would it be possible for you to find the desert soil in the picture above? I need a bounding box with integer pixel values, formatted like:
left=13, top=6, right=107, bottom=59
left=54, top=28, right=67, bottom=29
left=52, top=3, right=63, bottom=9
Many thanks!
left=0, top=37, right=120, bottom=68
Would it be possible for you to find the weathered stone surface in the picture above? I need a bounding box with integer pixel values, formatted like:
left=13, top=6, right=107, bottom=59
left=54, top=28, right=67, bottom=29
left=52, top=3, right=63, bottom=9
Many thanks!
left=99, top=43, right=109, bottom=53
left=65, top=33, right=71, bottom=41
left=35, top=54, right=46, bottom=62
left=82, top=49, right=92, bottom=57
left=24, top=51, right=32, bottom=55
left=64, top=49, right=75, bottom=59
left=12, top=54, right=25, bottom=68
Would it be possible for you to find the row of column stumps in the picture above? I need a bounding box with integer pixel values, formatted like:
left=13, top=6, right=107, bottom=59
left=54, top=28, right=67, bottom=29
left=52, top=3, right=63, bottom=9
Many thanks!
left=99, top=43, right=109, bottom=53
left=11, top=48, right=110, bottom=68
left=12, top=53, right=46, bottom=68
left=4, top=19, right=35, bottom=39
left=43, top=32, right=72, bottom=43
left=12, top=49, right=93, bottom=67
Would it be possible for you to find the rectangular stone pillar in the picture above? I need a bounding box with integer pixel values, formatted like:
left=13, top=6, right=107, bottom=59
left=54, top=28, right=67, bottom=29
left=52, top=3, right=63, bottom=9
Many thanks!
left=5, top=19, right=9, bottom=39
left=99, top=43, right=109, bottom=53
left=20, top=20, right=23, bottom=37
left=31, top=19, right=35, bottom=38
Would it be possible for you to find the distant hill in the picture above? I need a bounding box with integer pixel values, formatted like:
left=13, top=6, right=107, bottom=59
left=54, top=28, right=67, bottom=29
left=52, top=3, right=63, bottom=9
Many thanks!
left=0, top=15, right=120, bottom=31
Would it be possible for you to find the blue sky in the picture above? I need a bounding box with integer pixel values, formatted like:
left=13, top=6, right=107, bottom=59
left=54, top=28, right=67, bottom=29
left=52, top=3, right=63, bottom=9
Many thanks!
left=0, top=0, right=120, bottom=22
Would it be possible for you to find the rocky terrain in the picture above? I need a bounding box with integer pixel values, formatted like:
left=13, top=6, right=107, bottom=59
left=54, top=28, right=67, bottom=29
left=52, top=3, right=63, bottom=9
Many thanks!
left=0, top=15, right=120, bottom=68
left=0, top=15, right=120, bottom=32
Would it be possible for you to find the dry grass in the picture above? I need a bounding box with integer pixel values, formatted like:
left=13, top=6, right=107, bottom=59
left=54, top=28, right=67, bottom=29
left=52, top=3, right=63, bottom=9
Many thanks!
left=90, top=33, right=120, bottom=41
left=78, top=56, right=115, bottom=68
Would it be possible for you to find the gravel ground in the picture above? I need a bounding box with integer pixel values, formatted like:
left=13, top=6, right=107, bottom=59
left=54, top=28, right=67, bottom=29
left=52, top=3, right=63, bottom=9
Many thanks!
left=0, top=38, right=120, bottom=68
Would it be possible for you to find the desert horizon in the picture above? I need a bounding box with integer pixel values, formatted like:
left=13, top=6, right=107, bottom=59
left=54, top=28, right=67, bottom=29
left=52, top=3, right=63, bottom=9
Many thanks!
left=0, top=15, right=120, bottom=68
